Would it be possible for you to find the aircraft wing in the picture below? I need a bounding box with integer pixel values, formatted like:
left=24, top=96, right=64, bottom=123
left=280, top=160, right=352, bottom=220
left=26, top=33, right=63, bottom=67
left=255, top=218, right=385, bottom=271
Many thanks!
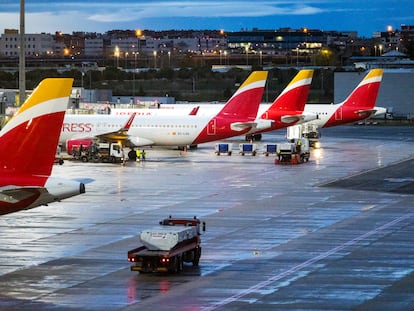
left=95, top=112, right=137, bottom=142
left=95, top=131, right=129, bottom=142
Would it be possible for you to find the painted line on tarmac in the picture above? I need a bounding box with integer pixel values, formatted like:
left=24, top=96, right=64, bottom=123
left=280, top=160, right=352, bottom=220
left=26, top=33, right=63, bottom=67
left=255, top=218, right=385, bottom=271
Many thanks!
left=201, top=212, right=414, bottom=311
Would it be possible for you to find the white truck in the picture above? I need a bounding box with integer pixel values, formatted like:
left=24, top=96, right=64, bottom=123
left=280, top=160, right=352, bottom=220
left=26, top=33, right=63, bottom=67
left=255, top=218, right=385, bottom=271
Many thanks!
left=128, top=216, right=206, bottom=273
left=69, top=139, right=124, bottom=163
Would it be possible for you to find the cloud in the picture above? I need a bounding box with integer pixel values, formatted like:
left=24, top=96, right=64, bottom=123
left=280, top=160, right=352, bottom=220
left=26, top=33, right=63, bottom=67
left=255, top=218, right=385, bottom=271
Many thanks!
left=87, top=2, right=324, bottom=22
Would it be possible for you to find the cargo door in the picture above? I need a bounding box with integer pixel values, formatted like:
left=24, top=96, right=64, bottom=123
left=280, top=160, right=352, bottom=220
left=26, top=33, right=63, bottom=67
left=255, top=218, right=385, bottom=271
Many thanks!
left=207, top=118, right=216, bottom=135
left=335, top=107, right=343, bottom=121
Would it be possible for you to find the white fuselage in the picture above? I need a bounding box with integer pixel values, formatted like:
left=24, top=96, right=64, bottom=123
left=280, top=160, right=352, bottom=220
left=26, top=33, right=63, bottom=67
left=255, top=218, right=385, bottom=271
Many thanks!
left=62, top=114, right=216, bottom=147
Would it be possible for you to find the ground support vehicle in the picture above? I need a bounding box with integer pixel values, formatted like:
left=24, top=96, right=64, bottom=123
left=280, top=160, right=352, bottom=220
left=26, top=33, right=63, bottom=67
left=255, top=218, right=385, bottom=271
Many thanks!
left=287, top=124, right=321, bottom=148
left=128, top=216, right=205, bottom=273
left=71, top=141, right=124, bottom=163
left=239, top=143, right=257, bottom=156
left=275, top=138, right=310, bottom=165
left=263, top=144, right=277, bottom=156
left=215, top=143, right=233, bottom=156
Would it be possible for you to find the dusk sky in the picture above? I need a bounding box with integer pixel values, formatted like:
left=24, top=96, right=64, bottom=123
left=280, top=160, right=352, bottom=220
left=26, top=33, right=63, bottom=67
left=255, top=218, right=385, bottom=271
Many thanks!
left=0, top=0, right=413, bottom=37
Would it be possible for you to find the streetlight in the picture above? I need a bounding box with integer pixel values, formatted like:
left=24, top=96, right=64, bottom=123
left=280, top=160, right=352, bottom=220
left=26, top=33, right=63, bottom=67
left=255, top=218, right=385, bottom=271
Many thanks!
left=153, top=50, right=157, bottom=68
left=135, top=29, right=142, bottom=53
left=259, top=50, right=262, bottom=66
left=245, top=45, right=249, bottom=65
left=296, top=47, right=299, bottom=67
left=114, top=45, right=120, bottom=67
left=133, top=50, right=137, bottom=96
left=168, top=51, right=171, bottom=67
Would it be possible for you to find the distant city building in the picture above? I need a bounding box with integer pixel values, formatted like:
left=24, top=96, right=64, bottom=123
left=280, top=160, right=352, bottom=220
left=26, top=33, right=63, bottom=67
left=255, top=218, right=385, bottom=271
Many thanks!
left=0, top=29, right=54, bottom=57
left=226, top=28, right=325, bottom=55
left=0, top=25, right=413, bottom=66
left=84, top=38, right=104, bottom=57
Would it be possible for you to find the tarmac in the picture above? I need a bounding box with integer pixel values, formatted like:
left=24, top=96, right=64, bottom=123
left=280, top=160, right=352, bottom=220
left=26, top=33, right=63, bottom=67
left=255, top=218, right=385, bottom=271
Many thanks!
left=0, top=125, right=413, bottom=311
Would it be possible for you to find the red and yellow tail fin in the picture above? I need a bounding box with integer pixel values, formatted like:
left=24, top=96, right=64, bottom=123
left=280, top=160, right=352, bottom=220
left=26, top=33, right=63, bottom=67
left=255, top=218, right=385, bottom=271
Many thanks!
left=216, top=71, right=268, bottom=120
left=342, top=69, right=384, bottom=109
left=0, top=78, right=73, bottom=182
left=261, top=69, right=313, bottom=120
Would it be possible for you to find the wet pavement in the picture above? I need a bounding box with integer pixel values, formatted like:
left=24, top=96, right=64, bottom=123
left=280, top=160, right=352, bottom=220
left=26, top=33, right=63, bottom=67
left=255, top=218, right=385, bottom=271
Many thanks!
left=0, top=125, right=413, bottom=311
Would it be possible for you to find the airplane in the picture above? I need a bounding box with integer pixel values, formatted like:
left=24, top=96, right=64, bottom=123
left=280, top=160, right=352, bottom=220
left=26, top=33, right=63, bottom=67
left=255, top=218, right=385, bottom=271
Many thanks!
left=109, top=69, right=316, bottom=141
left=61, top=71, right=268, bottom=148
left=114, top=69, right=384, bottom=140
left=243, top=69, right=315, bottom=140
left=302, top=68, right=385, bottom=128
left=0, top=78, right=86, bottom=215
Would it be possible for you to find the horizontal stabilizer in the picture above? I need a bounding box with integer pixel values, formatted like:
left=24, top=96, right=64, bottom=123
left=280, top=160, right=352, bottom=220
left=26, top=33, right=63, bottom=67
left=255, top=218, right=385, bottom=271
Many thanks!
left=356, top=109, right=376, bottom=116
left=281, top=115, right=301, bottom=124
left=298, top=113, right=319, bottom=123
left=230, top=122, right=255, bottom=131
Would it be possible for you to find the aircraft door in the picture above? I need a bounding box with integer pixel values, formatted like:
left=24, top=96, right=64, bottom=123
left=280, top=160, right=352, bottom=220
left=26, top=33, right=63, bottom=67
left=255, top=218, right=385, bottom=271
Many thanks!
left=207, top=118, right=216, bottom=135
left=335, top=107, right=343, bottom=120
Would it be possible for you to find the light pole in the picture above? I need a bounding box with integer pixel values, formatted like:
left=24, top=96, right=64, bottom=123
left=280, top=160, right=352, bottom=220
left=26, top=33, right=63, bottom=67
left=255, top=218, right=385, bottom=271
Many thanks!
left=168, top=51, right=171, bottom=67
left=296, top=47, right=299, bottom=67
left=135, top=29, right=142, bottom=53
left=133, top=51, right=137, bottom=96
left=114, top=45, right=120, bottom=67
left=19, top=0, right=25, bottom=105
left=153, top=50, right=157, bottom=68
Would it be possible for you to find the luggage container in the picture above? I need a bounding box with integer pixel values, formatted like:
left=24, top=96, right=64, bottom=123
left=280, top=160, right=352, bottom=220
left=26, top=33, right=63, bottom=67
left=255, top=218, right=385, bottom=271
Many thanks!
left=263, top=144, right=277, bottom=156
left=239, top=143, right=257, bottom=156
left=215, top=143, right=233, bottom=156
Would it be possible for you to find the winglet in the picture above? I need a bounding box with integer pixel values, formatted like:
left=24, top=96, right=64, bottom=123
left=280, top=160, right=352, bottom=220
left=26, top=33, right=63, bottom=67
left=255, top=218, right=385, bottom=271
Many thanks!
left=0, top=78, right=74, bottom=181
left=189, top=106, right=200, bottom=116
left=122, top=112, right=136, bottom=131
left=261, top=69, right=313, bottom=120
left=342, top=69, right=384, bottom=109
